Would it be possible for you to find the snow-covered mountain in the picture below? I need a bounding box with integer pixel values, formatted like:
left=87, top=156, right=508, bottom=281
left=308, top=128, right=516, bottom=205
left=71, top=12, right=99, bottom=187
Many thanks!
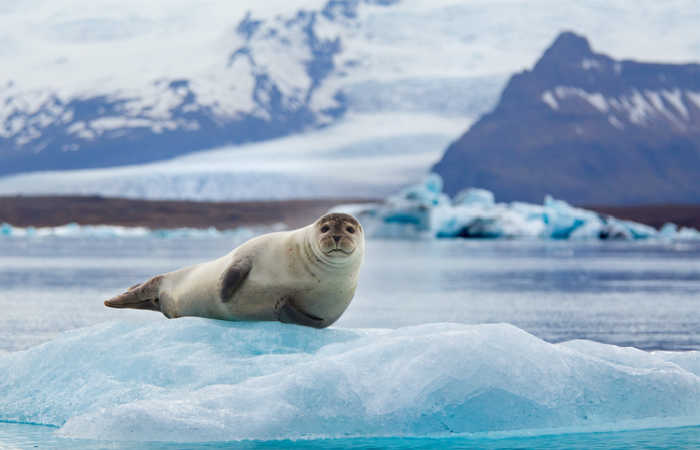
left=0, top=1, right=377, bottom=173
left=433, top=32, right=700, bottom=204
left=2, top=1, right=700, bottom=200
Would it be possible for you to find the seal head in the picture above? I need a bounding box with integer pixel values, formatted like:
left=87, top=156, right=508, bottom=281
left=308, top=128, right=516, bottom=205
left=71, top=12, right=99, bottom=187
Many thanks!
left=311, top=212, right=363, bottom=263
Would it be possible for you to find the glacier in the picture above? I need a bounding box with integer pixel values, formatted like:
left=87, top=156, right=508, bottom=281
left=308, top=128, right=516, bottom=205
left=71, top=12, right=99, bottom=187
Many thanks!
left=334, top=175, right=700, bottom=241
left=1, top=319, right=700, bottom=442
left=0, top=113, right=466, bottom=201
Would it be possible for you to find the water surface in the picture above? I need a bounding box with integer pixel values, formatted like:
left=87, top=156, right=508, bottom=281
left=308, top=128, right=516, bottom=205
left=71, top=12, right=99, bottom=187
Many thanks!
left=1, top=236, right=700, bottom=448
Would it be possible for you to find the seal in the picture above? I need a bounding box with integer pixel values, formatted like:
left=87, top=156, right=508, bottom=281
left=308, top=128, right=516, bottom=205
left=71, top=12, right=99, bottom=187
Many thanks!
left=104, top=213, right=364, bottom=328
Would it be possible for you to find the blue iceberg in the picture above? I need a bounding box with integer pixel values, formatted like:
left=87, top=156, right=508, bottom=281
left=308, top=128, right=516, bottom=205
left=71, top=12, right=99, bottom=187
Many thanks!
left=333, top=175, right=699, bottom=240
left=1, top=319, right=700, bottom=442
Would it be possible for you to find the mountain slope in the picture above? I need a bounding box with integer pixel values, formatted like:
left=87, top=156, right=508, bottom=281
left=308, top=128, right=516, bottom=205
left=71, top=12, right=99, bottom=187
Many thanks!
left=433, top=31, right=700, bottom=204
left=0, top=1, right=395, bottom=175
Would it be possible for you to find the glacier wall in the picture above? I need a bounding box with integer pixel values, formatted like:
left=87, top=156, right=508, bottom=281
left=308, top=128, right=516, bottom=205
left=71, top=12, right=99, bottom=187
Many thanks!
left=1, top=319, right=700, bottom=441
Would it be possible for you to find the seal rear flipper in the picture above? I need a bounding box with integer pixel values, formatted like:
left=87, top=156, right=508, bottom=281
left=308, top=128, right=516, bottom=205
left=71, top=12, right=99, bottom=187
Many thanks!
left=104, top=275, right=163, bottom=311
left=220, top=257, right=252, bottom=302
left=276, top=297, right=326, bottom=329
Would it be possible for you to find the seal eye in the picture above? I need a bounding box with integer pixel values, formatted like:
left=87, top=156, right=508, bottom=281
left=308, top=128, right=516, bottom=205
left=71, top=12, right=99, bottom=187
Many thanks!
left=321, top=225, right=330, bottom=233
left=346, top=226, right=355, bottom=234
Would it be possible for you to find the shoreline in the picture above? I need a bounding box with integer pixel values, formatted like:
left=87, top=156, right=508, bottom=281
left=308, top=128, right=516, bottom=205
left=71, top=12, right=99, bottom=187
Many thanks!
left=0, top=196, right=378, bottom=230
left=0, top=195, right=699, bottom=230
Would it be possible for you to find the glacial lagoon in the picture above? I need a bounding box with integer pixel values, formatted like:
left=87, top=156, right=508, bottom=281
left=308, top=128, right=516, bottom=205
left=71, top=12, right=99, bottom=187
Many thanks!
left=1, top=235, right=700, bottom=448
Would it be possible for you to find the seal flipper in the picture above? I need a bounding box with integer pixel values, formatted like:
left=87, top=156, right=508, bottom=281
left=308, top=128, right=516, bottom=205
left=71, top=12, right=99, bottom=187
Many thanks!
left=104, top=275, right=163, bottom=311
left=276, top=297, right=326, bottom=329
left=220, top=257, right=252, bottom=302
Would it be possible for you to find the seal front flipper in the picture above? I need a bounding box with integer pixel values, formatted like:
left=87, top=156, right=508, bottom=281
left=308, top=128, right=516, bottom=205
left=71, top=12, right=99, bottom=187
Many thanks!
left=276, top=296, right=326, bottom=329
left=104, top=275, right=163, bottom=311
left=219, top=256, right=252, bottom=302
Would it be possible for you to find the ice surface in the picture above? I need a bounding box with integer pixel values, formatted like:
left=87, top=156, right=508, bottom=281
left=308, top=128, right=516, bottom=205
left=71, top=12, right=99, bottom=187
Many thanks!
left=334, top=175, right=700, bottom=241
left=0, top=222, right=283, bottom=239
left=1, top=319, right=700, bottom=442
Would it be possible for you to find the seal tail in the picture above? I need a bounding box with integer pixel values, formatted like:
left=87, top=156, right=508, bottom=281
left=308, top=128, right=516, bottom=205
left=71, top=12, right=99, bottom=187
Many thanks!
left=104, top=275, right=163, bottom=311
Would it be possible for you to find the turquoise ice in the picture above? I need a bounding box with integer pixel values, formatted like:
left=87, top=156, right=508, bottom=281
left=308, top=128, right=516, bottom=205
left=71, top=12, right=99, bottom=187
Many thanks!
left=337, top=174, right=700, bottom=240
left=2, top=319, right=700, bottom=442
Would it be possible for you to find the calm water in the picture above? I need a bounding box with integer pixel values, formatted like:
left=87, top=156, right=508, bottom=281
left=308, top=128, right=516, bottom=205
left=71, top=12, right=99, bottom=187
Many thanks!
left=2, top=421, right=700, bottom=449
left=1, top=237, right=699, bottom=353
left=1, top=236, right=700, bottom=448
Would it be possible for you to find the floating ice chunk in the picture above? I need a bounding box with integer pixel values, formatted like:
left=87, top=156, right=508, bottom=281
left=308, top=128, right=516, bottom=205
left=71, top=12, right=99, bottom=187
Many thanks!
left=659, top=223, right=700, bottom=241
left=677, top=227, right=700, bottom=240
left=614, top=219, right=657, bottom=239
left=367, top=174, right=452, bottom=236
left=541, top=195, right=599, bottom=239
left=2, top=320, right=700, bottom=442
left=660, top=222, right=679, bottom=237
left=423, top=173, right=443, bottom=195
left=1, top=222, right=15, bottom=236
left=453, top=188, right=495, bottom=207
left=334, top=174, right=700, bottom=241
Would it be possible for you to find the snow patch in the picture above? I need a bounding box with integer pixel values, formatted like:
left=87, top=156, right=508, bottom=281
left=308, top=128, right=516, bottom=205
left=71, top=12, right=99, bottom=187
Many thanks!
left=581, top=58, right=602, bottom=70
left=685, top=91, right=700, bottom=109
left=541, top=90, right=558, bottom=110
left=624, top=90, right=655, bottom=125
left=608, top=115, right=624, bottom=129
left=554, top=87, right=608, bottom=113
left=662, top=89, right=689, bottom=119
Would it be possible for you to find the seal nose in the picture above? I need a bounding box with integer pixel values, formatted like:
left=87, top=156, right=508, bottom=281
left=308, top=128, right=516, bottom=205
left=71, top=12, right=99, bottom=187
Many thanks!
left=333, top=235, right=341, bottom=244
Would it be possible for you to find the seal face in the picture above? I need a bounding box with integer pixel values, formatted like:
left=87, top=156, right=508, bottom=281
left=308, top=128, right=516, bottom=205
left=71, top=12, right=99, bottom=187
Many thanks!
left=316, top=213, right=361, bottom=257
left=104, top=213, right=364, bottom=328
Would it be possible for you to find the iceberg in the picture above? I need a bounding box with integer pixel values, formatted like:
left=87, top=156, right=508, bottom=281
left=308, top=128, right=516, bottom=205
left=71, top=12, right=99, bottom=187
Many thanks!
left=1, top=319, right=700, bottom=442
left=0, top=222, right=285, bottom=239
left=333, top=175, right=700, bottom=241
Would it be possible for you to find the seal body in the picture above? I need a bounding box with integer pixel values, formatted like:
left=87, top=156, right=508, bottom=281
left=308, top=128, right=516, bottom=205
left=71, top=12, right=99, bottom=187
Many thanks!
left=105, top=213, right=364, bottom=328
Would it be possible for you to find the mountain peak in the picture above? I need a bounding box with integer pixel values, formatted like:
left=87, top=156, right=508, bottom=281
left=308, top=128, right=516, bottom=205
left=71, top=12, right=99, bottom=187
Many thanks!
left=433, top=31, right=700, bottom=204
left=548, top=31, right=592, bottom=56
left=535, top=31, right=593, bottom=70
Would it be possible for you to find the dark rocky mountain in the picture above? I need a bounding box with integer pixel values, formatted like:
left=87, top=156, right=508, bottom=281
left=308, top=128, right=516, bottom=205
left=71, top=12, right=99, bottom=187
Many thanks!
left=433, top=31, right=700, bottom=204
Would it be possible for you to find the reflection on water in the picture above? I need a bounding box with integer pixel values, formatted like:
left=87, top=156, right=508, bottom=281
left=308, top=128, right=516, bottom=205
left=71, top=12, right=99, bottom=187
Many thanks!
left=0, top=237, right=699, bottom=351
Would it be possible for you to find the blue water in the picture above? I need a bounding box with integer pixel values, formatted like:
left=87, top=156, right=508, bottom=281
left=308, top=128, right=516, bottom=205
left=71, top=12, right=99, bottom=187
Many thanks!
left=1, top=236, right=700, bottom=447
left=2, top=422, right=700, bottom=449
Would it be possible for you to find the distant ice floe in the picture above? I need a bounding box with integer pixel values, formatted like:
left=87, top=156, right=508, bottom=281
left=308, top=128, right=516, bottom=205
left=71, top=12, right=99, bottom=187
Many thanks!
left=333, top=174, right=700, bottom=241
left=1, top=319, right=700, bottom=441
left=0, top=222, right=284, bottom=239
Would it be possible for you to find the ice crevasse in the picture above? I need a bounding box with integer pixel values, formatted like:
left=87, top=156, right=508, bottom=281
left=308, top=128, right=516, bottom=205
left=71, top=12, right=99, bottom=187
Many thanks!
left=1, top=319, right=700, bottom=442
left=333, top=174, right=700, bottom=240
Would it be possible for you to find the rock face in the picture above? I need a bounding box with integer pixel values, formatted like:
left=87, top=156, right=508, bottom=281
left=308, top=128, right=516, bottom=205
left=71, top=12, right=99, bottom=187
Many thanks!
left=433, top=31, right=700, bottom=204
